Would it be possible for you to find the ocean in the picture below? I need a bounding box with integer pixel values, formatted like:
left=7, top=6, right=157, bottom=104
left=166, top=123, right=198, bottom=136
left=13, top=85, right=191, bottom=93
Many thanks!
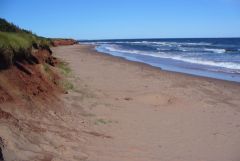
left=79, top=38, right=240, bottom=82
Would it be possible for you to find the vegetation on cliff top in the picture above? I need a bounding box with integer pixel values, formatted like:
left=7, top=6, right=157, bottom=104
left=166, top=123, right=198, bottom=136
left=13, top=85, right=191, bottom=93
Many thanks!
left=0, top=18, right=52, bottom=68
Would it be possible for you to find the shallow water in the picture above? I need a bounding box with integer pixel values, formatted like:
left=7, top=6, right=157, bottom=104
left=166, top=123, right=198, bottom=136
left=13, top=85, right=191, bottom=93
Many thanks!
left=80, top=38, right=240, bottom=82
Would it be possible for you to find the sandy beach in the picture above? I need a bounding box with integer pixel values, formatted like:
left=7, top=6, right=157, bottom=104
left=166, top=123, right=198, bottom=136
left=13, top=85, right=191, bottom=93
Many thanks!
left=1, top=2, right=240, bottom=160
left=53, top=44, right=240, bottom=161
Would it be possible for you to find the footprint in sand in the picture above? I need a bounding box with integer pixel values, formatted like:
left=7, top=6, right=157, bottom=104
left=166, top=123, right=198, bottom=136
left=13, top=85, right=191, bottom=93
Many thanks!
left=135, top=93, right=177, bottom=107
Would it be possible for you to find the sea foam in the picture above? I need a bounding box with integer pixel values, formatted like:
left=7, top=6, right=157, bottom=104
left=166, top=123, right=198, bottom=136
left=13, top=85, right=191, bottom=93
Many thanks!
left=100, top=44, right=240, bottom=71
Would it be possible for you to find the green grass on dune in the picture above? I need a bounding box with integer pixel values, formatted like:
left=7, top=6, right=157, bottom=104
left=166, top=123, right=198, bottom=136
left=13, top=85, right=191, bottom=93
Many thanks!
left=0, top=32, right=52, bottom=50
left=0, top=32, right=32, bottom=67
left=0, top=32, right=33, bottom=51
left=0, top=18, right=53, bottom=68
left=0, top=31, right=52, bottom=68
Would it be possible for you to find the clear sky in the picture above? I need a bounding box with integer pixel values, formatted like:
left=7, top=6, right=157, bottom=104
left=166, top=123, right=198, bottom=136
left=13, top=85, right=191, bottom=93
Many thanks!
left=0, top=0, right=240, bottom=39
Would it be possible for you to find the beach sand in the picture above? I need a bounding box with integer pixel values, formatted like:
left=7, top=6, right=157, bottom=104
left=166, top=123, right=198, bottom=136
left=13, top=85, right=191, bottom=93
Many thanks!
left=53, top=44, right=240, bottom=161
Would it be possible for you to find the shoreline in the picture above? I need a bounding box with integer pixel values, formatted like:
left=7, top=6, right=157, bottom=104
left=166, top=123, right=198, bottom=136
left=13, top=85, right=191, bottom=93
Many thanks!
left=87, top=44, right=240, bottom=85
left=53, top=44, right=240, bottom=161
left=80, top=38, right=240, bottom=83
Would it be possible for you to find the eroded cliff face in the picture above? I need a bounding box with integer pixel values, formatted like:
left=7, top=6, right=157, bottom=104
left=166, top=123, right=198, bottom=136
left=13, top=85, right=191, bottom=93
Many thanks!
left=0, top=48, right=60, bottom=104
left=52, top=39, right=77, bottom=47
left=0, top=48, right=71, bottom=161
left=0, top=97, right=88, bottom=161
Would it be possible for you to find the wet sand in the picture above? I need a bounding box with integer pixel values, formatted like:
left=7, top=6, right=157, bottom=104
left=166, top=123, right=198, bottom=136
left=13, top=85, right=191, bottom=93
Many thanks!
left=53, top=44, right=240, bottom=161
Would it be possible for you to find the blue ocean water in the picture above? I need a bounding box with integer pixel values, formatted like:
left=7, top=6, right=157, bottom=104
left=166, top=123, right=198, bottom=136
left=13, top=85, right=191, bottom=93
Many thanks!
left=79, top=38, right=240, bottom=82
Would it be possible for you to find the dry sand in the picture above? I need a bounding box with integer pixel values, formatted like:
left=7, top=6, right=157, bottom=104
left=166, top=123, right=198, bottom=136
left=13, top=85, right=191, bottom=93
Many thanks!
left=52, top=44, right=240, bottom=161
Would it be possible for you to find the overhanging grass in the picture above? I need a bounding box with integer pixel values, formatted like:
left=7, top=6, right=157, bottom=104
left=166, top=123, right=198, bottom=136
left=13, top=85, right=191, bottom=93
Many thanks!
left=0, top=32, right=33, bottom=51
left=0, top=32, right=52, bottom=50
left=0, top=31, right=53, bottom=68
left=0, top=32, right=33, bottom=67
left=0, top=18, right=55, bottom=69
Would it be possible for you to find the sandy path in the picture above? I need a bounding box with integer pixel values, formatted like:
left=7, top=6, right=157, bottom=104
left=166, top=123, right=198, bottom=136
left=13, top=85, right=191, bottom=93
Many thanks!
left=53, top=45, right=240, bottom=161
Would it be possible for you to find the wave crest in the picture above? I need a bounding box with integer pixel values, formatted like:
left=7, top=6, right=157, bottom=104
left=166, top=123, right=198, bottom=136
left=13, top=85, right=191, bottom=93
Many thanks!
left=99, top=45, right=240, bottom=71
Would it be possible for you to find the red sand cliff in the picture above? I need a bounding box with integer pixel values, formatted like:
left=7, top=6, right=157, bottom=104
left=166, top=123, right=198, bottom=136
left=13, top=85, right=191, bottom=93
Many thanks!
left=52, top=39, right=77, bottom=46
left=0, top=48, right=60, bottom=105
left=0, top=42, right=77, bottom=161
left=0, top=39, right=77, bottom=105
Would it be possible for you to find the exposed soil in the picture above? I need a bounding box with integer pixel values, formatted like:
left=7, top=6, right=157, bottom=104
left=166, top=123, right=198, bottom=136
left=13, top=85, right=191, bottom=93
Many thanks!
left=0, top=43, right=93, bottom=161
left=0, top=109, right=13, bottom=120
left=0, top=48, right=61, bottom=105
left=0, top=137, right=3, bottom=161
left=0, top=148, right=3, bottom=161
left=52, top=39, right=77, bottom=47
left=0, top=87, right=12, bottom=104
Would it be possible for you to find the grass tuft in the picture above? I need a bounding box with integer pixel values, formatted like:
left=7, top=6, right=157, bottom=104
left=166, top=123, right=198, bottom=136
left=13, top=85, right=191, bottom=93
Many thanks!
left=43, top=63, right=50, bottom=73
left=94, top=119, right=118, bottom=125
left=61, top=80, right=74, bottom=91
left=57, top=61, right=71, bottom=76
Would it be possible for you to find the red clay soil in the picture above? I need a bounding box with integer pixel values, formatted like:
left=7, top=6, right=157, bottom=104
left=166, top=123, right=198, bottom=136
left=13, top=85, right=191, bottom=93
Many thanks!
left=0, top=49, right=61, bottom=105
left=0, top=108, right=18, bottom=125
left=0, top=86, right=12, bottom=104
left=0, top=44, right=75, bottom=161
left=0, top=109, right=13, bottom=120
left=52, top=39, right=77, bottom=46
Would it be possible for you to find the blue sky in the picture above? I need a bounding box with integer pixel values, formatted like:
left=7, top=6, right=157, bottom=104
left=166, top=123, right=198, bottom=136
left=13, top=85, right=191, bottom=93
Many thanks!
left=0, top=0, right=240, bottom=39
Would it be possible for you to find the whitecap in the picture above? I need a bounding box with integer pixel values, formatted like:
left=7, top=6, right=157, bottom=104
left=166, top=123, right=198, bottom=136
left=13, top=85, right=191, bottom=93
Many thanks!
left=100, top=45, right=240, bottom=70
left=204, top=48, right=226, bottom=53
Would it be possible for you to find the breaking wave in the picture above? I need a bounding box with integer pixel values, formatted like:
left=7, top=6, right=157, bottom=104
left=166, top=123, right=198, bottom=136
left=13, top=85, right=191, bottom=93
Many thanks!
left=99, top=45, right=240, bottom=71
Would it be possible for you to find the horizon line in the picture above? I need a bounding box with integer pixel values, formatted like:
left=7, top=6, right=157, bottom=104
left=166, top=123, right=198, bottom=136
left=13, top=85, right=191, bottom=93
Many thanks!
left=78, top=37, right=240, bottom=41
